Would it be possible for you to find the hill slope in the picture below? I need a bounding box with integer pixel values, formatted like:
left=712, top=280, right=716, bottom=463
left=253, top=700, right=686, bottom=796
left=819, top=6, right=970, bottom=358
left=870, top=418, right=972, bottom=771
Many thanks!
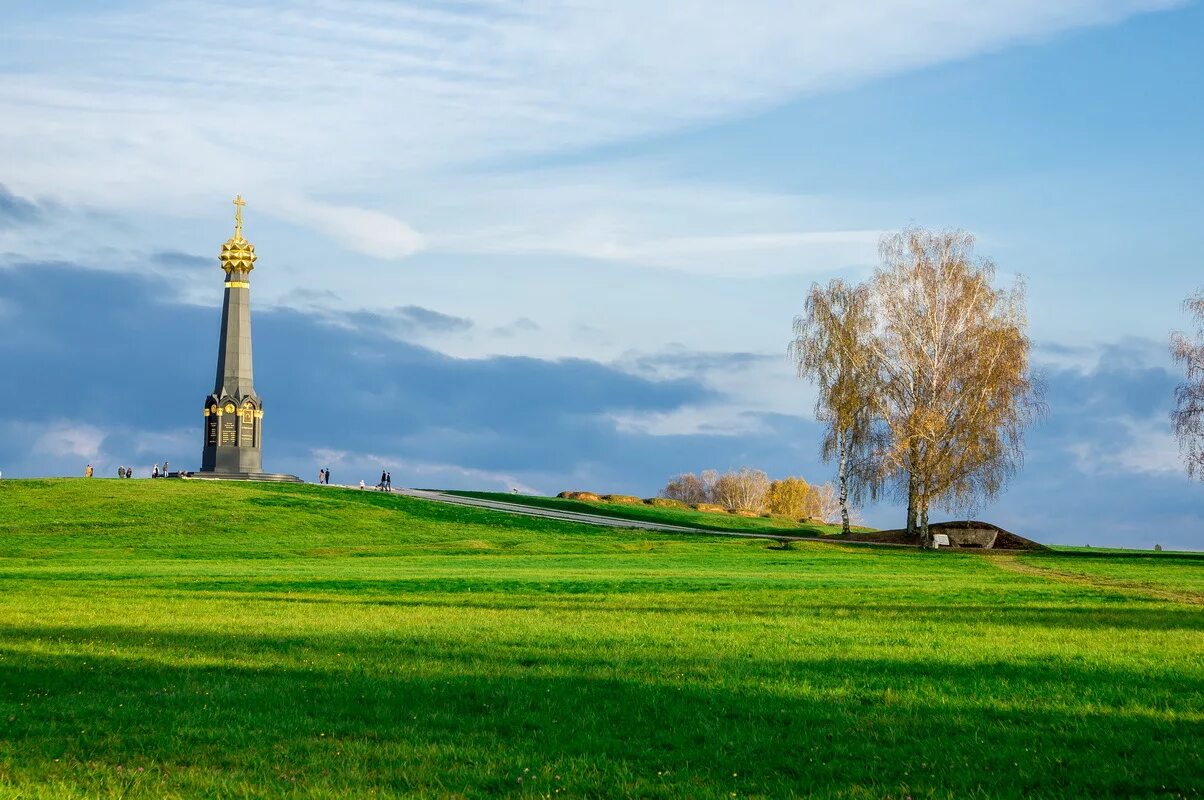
left=443, top=489, right=861, bottom=536
left=0, top=479, right=1200, bottom=799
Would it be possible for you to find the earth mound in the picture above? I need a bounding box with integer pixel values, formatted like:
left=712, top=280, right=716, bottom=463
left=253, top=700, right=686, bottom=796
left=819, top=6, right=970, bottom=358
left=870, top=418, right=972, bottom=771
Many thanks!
left=601, top=494, right=642, bottom=504
left=842, top=520, right=1044, bottom=551
left=557, top=491, right=602, bottom=502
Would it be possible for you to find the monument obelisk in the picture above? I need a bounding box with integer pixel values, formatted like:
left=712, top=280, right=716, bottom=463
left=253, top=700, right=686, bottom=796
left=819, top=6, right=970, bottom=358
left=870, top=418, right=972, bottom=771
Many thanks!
left=195, top=196, right=299, bottom=482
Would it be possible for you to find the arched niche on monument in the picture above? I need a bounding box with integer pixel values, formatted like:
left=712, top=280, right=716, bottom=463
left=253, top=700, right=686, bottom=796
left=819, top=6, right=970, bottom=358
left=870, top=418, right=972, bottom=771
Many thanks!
left=239, top=399, right=258, bottom=448
left=218, top=398, right=238, bottom=447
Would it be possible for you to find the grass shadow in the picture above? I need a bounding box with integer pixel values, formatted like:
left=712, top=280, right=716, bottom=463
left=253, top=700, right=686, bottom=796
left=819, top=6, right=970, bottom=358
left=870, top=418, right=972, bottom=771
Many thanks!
left=0, top=623, right=1199, bottom=798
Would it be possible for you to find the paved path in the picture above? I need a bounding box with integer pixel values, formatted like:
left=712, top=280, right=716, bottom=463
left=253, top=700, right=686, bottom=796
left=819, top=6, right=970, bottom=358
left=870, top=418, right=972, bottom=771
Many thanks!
left=388, top=488, right=906, bottom=547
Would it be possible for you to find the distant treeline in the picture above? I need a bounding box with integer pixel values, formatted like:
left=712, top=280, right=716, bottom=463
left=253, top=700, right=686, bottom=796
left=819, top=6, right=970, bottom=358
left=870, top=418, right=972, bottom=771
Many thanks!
left=660, top=468, right=843, bottom=523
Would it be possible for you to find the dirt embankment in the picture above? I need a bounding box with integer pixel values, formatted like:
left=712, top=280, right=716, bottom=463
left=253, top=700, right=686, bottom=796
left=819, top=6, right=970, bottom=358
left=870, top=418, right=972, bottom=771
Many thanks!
left=841, top=521, right=1044, bottom=551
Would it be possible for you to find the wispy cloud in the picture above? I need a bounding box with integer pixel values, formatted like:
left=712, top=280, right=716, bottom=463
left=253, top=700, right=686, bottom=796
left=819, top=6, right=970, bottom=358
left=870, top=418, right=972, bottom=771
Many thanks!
left=274, top=195, right=425, bottom=260
left=0, top=0, right=1180, bottom=260
left=608, top=406, right=772, bottom=438
left=1070, top=416, right=1183, bottom=477
left=421, top=167, right=884, bottom=276
left=33, top=422, right=106, bottom=461
left=0, top=184, right=41, bottom=229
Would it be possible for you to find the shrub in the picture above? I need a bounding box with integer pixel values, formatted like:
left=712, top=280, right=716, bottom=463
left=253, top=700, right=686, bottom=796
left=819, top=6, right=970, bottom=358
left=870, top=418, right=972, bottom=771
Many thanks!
left=690, top=503, right=728, bottom=514
left=601, top=494, right=642, bottom=504
left=645, top=497, right=686, bottom=508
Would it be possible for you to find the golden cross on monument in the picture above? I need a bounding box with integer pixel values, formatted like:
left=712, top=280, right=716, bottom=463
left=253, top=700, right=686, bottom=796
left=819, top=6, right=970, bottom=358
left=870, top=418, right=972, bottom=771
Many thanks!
left=233, top=194, right=246, bottom=236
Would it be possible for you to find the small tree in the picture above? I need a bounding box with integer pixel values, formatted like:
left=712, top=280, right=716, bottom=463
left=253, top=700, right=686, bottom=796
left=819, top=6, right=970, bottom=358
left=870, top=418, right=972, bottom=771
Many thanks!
left=712, top=468, right=771, bottom=513
left=1171, top=290, right=1204, bottom=478
left=699, top=469, right=719, bottom=504
left=790, top=279, right=880, bottom=534
left=661, top=472, right=707, bottom=504
left=767, top=477, right=813, bottom=519
left=810, top=482, right=841, bottom=524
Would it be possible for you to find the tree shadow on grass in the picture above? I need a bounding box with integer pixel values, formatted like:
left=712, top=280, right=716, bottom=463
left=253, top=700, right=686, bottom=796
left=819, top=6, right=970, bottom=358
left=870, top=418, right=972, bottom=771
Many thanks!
left=0, top=624, right=1199, bottom=799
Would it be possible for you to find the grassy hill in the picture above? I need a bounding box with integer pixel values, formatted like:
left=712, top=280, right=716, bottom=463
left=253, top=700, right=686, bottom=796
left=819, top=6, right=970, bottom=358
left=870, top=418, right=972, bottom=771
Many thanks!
left=0, top=479, right=1200, bottom=799
left=444, top=490, right=863, bottom=536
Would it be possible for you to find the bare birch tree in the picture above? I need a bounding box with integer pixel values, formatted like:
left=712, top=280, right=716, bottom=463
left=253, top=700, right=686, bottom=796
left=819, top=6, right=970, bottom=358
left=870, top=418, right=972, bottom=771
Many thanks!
left=811, top=482, right=841, bottom=525
left=790, top=279, right=881, bottom=534
left=1171, top=290, right=1204, bottom=478
left=661, top=473, right=708, bottom=504
left=712, top=468, right=771, bottom=513
left=867, top=228, right=1042, bottom=547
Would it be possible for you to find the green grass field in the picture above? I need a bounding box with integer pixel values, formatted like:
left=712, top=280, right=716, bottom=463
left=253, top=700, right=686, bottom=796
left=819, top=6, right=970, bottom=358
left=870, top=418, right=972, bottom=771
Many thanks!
left=444, top=490, right=857, bottom=536
left=0, top=479, right=1200, bottom=799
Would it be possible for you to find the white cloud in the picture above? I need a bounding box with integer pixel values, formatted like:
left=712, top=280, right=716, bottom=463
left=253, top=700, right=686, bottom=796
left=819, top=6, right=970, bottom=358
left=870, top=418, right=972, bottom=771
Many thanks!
left=1070, top=415, right=1184, bottom=477
left=35, top=422, right=106, bottom=461
left=428, top=168, right=883, bottom=276
left=608, top=345, right=817, bottom=436
left=1112, top=418, right=1183, bottom=476
left=608, top=406, right=772, bottom=437
left=0, top=0, right=1179, bottom=246
left=131, top=428, right=195, bottom=457
left=274, top=196, right=425, bottom=260
left=1035, top=337, right=1174, bottom=373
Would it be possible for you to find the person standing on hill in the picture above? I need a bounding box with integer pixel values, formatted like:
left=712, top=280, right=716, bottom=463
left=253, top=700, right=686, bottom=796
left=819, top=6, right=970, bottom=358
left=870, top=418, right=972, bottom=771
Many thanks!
left=325, top=468, right=331, bottom=485
left=385, top=472, right=392, bottom=491
left=84, top=464, right=93, bottom=478
left=163, top=461, right=169, bottom=477
left=153, top=464, right=160, bottom=478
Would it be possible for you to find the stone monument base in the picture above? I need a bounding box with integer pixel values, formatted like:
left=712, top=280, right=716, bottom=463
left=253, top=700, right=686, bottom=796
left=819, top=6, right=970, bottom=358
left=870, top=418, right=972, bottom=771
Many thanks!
left=189, top=471, right=303, bottom=483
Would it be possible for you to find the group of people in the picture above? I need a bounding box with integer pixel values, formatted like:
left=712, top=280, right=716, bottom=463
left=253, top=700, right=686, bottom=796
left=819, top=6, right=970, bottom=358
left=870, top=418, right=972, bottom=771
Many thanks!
left=81, top=462, right=173, bottom=478
left=321, top=468, right=394, bottom=491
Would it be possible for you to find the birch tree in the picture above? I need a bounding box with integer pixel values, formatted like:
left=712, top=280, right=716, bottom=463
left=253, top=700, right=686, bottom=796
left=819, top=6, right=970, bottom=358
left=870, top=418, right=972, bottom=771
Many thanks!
left=661, top=473, right=707, bottom=504
left=868, top=229, right=1042, bottom=547
left=790, top=279, right=880, bottom=535
left=712, top=468, right=771, bottom=513
left=1171, top=291, right=1204, bottom=478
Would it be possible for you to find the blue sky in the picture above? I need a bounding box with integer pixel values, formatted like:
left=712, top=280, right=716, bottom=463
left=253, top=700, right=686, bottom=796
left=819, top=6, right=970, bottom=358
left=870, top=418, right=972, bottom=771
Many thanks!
left=1, top=0, right=1202, bottom=549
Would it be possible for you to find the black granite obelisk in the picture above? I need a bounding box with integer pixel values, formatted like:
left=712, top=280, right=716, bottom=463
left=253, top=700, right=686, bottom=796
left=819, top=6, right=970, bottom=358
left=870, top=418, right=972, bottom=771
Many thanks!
left=195, top=196, right=299, bottom=482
